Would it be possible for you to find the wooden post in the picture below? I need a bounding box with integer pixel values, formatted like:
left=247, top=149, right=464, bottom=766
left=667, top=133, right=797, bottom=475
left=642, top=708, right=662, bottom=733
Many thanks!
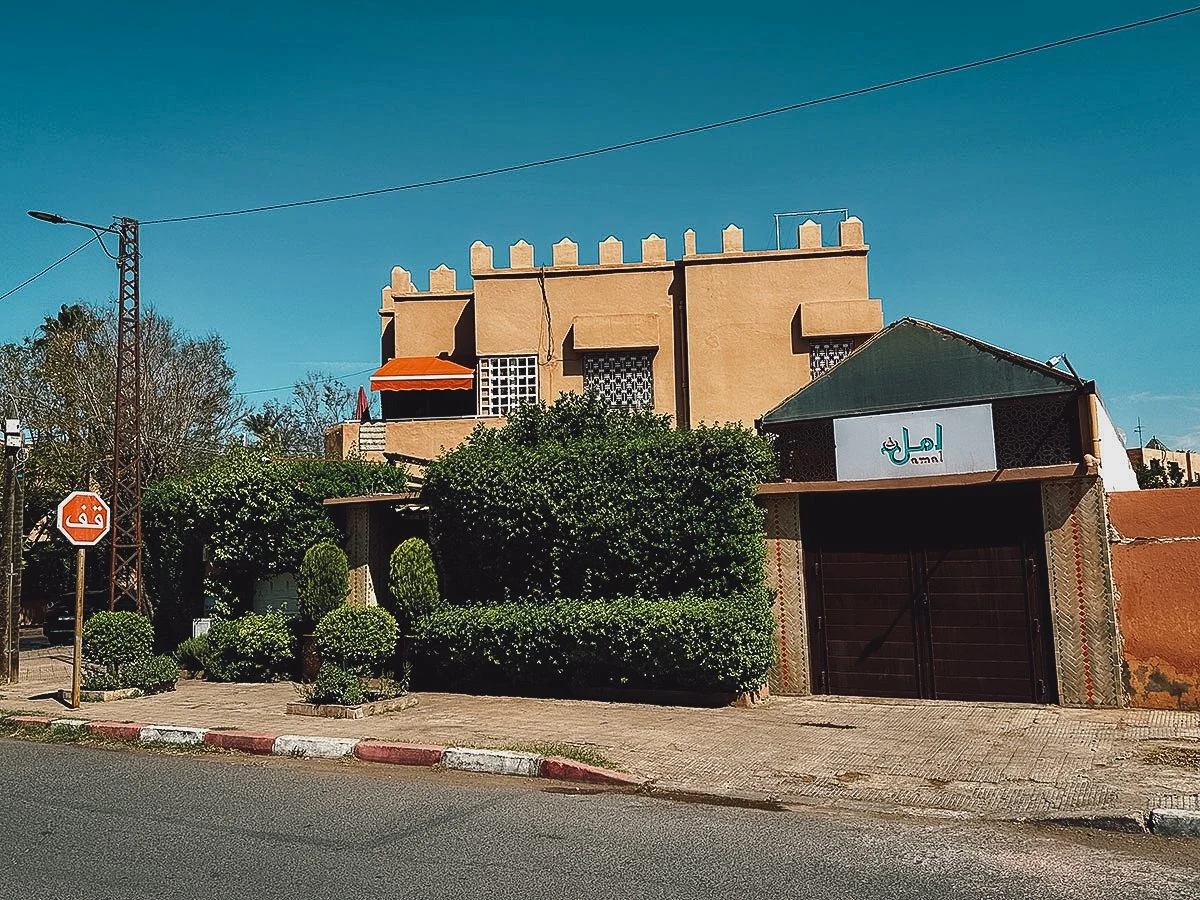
left=0, top=454, right=13, bottom=683
left=72, top=548, right=85, bottom=710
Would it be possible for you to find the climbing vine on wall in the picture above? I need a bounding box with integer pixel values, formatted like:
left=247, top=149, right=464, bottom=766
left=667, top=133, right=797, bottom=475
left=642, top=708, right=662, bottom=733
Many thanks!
left=142, top=450, right=407, bottom=644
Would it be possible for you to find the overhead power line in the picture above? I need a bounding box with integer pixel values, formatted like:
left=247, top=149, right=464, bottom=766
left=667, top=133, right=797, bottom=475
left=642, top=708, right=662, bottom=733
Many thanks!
left=140, top=5, right=1200, bottom=226
left=0, top=235, right=101, bottom=303
left=234, top=367, right=376, bottom=397
left=7, top=7, right=1198, bottom=302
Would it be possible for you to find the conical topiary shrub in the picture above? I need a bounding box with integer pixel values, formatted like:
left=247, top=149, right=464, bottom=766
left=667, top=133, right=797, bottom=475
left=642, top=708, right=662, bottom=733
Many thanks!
left=298, top=541, right=349, bottom=625
left=388, top=538, right=440, bottom=631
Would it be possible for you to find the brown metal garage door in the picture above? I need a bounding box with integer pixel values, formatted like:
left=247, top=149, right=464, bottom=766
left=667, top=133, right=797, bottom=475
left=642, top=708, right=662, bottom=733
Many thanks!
left=802, top=484, right=1057, bottom=703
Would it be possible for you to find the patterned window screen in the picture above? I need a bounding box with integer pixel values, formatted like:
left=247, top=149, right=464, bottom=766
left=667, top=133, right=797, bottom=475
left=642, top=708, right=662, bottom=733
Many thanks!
left=478, top=355, right=538, bottom=415
left=582, top=351, right=655, bottom=410
left=808, top=338, right=855, bottom=380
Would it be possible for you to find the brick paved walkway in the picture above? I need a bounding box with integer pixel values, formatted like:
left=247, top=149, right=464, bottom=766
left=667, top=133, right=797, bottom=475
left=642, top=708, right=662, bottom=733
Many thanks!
left=4, top=648, right=1199, bottom=820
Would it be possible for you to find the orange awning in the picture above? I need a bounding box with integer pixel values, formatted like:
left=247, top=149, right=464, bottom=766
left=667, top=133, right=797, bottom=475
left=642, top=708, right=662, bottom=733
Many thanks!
left=370, top=357, right=475, bottom=391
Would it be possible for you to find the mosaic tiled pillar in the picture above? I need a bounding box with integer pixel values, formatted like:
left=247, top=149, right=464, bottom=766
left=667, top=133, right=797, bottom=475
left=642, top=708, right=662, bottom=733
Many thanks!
left=346, top=505, right=379, bottom=608
left=762, top=494, right=811, bottom=695
left=1041, top=477, right=1124, bottom=708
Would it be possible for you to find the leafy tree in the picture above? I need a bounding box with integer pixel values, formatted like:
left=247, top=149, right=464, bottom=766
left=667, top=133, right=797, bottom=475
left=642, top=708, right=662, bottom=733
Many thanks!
left=244, top=370, right=357, bottom=457
left=0, top=303, right=243, bottom=523
left=1167, top=461, right=1185, bottom=487
left=243, top=403, right=306, bottom=456
left=1135, top=458, right=1189, bottom=489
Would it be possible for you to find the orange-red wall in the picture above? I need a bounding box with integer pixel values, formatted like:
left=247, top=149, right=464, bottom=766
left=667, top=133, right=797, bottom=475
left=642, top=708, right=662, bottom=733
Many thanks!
left=1109, top=488, right=1200, bottom=709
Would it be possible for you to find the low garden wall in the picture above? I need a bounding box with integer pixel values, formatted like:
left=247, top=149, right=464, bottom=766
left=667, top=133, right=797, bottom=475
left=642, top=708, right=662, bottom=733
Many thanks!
left=1108, top=488, right=1200, bottom=709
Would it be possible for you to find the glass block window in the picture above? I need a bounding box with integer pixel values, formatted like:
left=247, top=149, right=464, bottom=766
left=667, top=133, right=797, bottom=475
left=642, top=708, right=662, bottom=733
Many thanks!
left=809, top=338, right=855, bottom=380
left=478, top=355, right=538, bottom=416
left=582, top=351, right=654, bottom=410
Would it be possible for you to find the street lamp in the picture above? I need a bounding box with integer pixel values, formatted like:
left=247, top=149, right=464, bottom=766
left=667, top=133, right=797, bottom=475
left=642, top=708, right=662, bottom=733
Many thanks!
left=26, top=210, right=144, bottom=613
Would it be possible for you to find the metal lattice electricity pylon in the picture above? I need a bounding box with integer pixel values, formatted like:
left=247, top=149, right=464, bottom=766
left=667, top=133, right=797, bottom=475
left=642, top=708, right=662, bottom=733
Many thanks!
left=110, top=218, right=143, bottom=611
left=28, top=210, right=145, bottom=612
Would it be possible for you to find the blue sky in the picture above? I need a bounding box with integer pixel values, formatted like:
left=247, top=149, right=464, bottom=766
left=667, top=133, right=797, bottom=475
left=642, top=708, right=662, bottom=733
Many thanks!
left=3, top=1, right=1198, bottom=447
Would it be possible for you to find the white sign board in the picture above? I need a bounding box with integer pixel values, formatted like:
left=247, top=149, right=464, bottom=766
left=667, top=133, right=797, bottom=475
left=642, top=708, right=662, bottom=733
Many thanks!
left=833, top=403, right=997, bottom=482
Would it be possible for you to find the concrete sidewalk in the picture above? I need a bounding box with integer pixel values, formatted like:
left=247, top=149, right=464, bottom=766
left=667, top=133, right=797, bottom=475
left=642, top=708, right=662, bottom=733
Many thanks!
left=5, top=648, right=1200, bottom=822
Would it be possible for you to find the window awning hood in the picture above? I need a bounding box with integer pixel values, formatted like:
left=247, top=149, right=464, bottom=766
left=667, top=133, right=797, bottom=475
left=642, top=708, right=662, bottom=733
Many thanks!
left=370, top=357, right=475, bottom=391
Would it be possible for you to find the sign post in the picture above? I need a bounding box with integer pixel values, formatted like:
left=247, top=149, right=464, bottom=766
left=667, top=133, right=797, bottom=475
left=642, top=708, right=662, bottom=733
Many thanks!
left=56, top=492, right=111, bottom=709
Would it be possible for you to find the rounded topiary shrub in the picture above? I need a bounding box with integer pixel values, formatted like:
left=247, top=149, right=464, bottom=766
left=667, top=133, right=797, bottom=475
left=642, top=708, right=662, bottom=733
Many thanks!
left=204, top=612, right=295, bottom=683
left=314, top=604, right=399, bottom=675
left=82, top=611, right=154, bottom=676
left=388, top=538, right=440, bottom=629
left=298, top=541, right=349, bottom=625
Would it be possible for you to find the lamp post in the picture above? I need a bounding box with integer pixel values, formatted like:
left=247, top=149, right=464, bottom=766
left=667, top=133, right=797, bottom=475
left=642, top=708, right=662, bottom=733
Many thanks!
left=27, top=210, right=143, bottom=613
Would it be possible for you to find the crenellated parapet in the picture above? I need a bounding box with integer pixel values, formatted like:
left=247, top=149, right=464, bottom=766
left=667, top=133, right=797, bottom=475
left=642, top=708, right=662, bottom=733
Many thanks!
left=385, top=216, right=868, bottom=296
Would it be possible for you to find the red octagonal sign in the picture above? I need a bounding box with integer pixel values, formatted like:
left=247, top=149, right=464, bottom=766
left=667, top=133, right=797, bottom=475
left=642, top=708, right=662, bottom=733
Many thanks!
left=57, top=491, right=111, bottom=547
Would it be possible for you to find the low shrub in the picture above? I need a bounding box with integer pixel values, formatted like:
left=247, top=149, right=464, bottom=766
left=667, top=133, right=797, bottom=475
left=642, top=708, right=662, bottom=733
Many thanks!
left=174, top=635, right=209, bottom=675
left=298, top=541, right=349, bottom=625
left=388, top=538, right=440, bottom=630
left=303, top=662, right=365, bottom=706
left=122, top=655, right=180, bottom=693
left=82, top=611, right=154, bottom=678
left=204, top=612, right=295, bottom=682
left=314, top=605, right=399, bottom=675
left=80, top=667, right=119, bottom=692
left=414, top=591, right=775, bottom=695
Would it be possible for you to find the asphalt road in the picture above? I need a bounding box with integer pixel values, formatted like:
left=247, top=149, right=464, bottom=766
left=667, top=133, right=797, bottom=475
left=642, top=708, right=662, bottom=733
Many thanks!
left=0, top=739, right=1196, bottom=900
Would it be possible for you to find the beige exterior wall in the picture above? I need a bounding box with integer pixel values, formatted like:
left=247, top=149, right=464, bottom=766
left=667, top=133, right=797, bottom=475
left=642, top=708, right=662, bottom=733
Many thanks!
left=326, top=417, right=490, bottom=463
left=680, top=248, right=877, bottom=425
left=471, top=263, right=679, bottom=419
left=1127, top=446, right=1199, bottom=483
left=387, top=294, right=475, bottom=363
left=382, top=417, right=492, bottom=460
left=333, top=216, right=883, bottom=461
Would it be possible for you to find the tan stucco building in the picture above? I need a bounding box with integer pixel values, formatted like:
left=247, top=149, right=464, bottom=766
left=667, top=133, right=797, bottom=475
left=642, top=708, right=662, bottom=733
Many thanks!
left=327, top=217, right=883, bottom=462
left=1127, top=437, right=1199, bottom=484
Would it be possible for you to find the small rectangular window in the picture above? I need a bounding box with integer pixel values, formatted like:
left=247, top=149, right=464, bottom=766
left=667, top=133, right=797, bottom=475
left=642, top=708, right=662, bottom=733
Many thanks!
left=582, top=351, right=655, bottom=410
left=478, top=355, right=538, bottom=415
left=809, top=338, right=855, bottom=380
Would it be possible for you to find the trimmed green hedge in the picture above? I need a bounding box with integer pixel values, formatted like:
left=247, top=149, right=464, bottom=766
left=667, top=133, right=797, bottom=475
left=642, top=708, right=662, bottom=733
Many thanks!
left=122, top=655, right=181, bottom=693
left=422, top=393, right=774, bottom=605
left=413, top=591, right=774, bottom=695
left=204, top=612, right=295, bottom=682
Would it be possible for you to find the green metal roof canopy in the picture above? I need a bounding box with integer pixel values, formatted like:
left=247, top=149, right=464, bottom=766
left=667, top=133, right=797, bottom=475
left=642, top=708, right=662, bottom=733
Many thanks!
left=761, top=318, right=1082, bottom=425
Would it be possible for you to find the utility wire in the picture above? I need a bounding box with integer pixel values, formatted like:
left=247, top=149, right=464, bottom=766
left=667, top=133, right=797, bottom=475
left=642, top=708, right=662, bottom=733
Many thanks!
left=234, top=367, right=376, bottom=397
left=0, top=235, right=101, bottom=303
left=141, top=5, right=1200, bottom=226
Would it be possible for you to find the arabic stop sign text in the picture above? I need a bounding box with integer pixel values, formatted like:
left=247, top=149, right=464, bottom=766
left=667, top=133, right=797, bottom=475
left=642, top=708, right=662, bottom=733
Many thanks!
left=56, top=491, right=111, bottom=547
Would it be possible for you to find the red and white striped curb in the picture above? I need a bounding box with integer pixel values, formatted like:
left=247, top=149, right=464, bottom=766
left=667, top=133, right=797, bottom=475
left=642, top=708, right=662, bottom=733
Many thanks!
left=2, top=714, right=644, bottom=787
